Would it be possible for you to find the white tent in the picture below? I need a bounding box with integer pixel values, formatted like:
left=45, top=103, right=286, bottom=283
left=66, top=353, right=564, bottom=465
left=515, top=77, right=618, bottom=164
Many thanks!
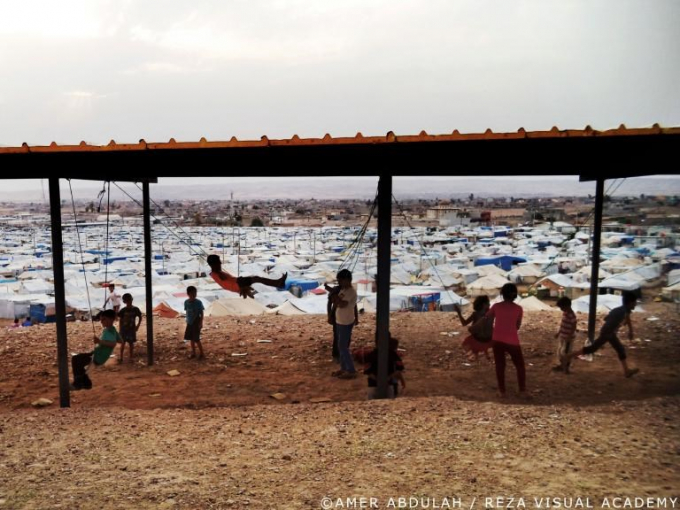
left=599, top=275, right=643, bottom=292
left=475, top=264, right=508, bottom=277
left=21, top=279, right=53, bottom=294
left=206, top=297, right=268, bottom=316
left=667, top=269, right=680, bottom=287
left=390, top=265, right=414, bottom=285
left=267, top=294, right=328, bottom=315
left=423, top=273, right=462, bottom=288
left=467, top=274, right=510, bottom=297
left=254, top=289, right=294, bottom=308
left=267, top=300, right=307, bottom=315
left=519, top=296, right=555, bottom=311
left=572, top=294, right=644, bottom=314
left=661, top=282, right=680, bottom=301
left=358, top=294, right=409, bottom=313
left=508, top=264, right=544, bottom=284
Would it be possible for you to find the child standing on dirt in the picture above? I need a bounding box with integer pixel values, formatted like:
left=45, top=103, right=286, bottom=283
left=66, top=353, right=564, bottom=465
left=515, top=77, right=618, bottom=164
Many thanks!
left=117, top=293, right=142, bottom=363
left=70, top=310, right=120, bottom=390
left=184, top=286, right=205, bottom=359
left=325, top=283, right=341, bottom=364
left=487, top=283, right=525, bottom=398
left=562, top=291, right=640, bottom=378
left=330, top=269, right=359, bottom=379
left=553, top=297, right=577, bottom=373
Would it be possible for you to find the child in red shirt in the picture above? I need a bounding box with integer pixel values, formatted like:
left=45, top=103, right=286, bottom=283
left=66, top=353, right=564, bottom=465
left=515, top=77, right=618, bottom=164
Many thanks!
left=487, top=283, right=525, bottom=398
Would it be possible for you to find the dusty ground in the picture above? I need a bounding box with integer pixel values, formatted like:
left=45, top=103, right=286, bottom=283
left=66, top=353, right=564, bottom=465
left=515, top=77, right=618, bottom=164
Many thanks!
left=1, top=299, right=679, bottom=509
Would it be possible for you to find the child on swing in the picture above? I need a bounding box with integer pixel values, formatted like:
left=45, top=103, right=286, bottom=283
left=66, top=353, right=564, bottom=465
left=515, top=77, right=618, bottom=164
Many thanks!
left=206, top=254, right=287, bottom=299
left=70, top=310, right=120, bottom=390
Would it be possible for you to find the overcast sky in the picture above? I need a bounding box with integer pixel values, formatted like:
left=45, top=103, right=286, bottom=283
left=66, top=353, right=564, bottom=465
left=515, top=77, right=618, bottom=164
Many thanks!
left=2, top=0, right=679, bottom=145
left=0, top=1, right=678, bottom=197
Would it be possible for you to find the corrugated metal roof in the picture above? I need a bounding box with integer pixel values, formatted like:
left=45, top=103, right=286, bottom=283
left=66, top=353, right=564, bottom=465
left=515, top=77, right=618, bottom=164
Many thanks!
left=1, top=125, right=678, bottom=180
left=1, top=124, right=677, bottom=154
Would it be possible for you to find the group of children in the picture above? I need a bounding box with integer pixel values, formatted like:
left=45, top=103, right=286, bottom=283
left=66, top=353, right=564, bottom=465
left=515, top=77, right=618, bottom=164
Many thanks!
left=70, top=291, right=143, bottom=390
left=71, top=254, right=640, bottom=398
left=454, top=283, right=640, bottom=397
left=71, top=255, right=284, bottom=390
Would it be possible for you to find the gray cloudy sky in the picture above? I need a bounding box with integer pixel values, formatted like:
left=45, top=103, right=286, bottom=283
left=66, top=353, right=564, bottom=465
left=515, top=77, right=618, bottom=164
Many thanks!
left=1, top=0, right=679, bottom=146
left=0, top=1, right=678, bottom=199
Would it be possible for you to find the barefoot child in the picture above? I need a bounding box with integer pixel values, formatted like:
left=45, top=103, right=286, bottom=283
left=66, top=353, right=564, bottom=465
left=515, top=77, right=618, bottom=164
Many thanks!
left=207, top=254, right=286, bottom=299
left=562, top=290, right=640, bottom=378
left=117, top=293, right=142, bottom=363
left=184, top=286, right=205, bottom=359
left=553, top=297, right=577, bottom=373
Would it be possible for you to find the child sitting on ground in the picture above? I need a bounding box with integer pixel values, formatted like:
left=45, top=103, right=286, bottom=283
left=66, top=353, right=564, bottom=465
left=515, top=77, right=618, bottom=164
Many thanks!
left=364, top=336, right=406, bottom=399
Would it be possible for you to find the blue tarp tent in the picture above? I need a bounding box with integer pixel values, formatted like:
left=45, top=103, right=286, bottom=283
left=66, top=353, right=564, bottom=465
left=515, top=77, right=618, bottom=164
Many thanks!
left=410, top=292, right=440, bottom=312
left=29, top=303, right=55, bottom=323
left=285, top=279, right=322, bottom=293
left=475, top=255, right=527, bottom=271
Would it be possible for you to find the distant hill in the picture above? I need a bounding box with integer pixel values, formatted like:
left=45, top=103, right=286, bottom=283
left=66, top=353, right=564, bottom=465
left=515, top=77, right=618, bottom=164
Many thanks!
left=0, top=176, right=678, bottom=202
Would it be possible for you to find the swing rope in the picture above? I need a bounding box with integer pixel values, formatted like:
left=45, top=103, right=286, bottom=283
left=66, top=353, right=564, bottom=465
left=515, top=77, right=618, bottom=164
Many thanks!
left=68, top=179, right=97, bottom=336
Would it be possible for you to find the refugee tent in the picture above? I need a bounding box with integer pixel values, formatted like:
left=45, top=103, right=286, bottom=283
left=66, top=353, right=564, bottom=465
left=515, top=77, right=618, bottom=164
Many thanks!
left=153, top=302, right=179, bottom=318
left=451, top=269, right=479, bottom=285
left=519, top=296, right=554, bottom=311
left=660, top=282, right=680, bottom=302
left=573, top=266, right=613, bottom=282
left=474, top=264, right=508, bottom=277
left=466, top=274, right=510, bottom=298
left=358, top=294, right=409, bottom=313
left=21, top=278, right=54, bottom=295
left=422, top=273, right=463, bottom=288
left=285, top=278, right=324, bottom=297
left=267, top=294, right=327, bottom=315
left=508, top=264, right=544, bottom=284
left=601, top=257, right=644, bottom=274
left=572, top=294, right=644, bottom=314
left=667, top=269, right=680, bottom=287
left=599, top=274, right=643, bottom=294
left=206, top=297, right=268, bottom=316
left=474, top=255, right=527, bottom=271
left=390, top=265, right=414, bottom=285
left=0, top=294, right=31, bottom=319
left=439, top=291, right=470, bottom=310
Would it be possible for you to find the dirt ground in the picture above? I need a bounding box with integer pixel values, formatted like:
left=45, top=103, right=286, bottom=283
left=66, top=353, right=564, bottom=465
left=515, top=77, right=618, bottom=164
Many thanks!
left=1, top=299, right=679, bottom=509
